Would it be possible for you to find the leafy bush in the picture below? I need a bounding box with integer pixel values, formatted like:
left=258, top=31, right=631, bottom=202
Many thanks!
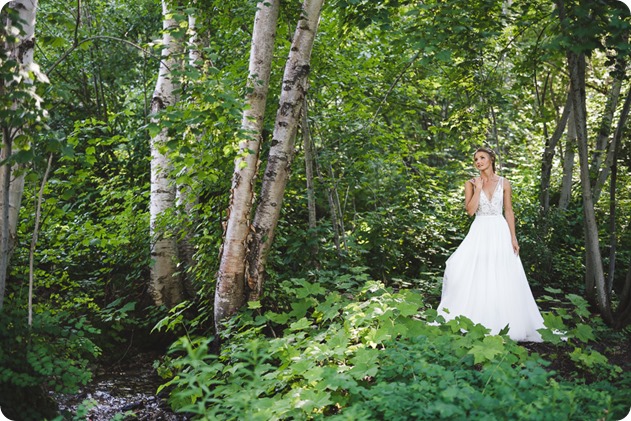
left=0, top=305, right=101, bottom=420
left=538, top=288, right=623, bottom=380
left=156, top=273, right=617, bottom=420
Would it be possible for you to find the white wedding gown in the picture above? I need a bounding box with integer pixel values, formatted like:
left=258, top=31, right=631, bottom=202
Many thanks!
left=436, top=177, right=545, bottom=342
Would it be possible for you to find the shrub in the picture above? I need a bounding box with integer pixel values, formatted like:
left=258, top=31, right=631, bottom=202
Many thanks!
left=156, top=273, right=617, bottom=420
left=0, top=305, right=101, bottom=420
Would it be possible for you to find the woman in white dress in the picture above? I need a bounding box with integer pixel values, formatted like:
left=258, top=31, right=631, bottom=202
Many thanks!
left=436, top=147, right=545, bottom=342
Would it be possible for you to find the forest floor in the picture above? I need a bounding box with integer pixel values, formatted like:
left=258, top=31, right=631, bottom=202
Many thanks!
left=523, top=321, right=631, bottom=382
left=53, top=289, right=631, bottom=420
left=55, top=351, right=187, bottom=421
left=522, top=288, right=631, bottom=419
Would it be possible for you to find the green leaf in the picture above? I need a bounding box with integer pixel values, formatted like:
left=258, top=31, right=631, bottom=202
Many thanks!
left=349, top=347, right=380, bottom=379
left=265, top=311, right=290, bottom=324
left=247, top=301, right=262, bottom=310
left=538, top=328, right=563, bottom=345
left=542, top=312, right=567, bottom=331
left=467, top=336, right=505, bottom=364
left=289, top=317, right=312, bottom=331
left=571, top=323, right=595, bottom=343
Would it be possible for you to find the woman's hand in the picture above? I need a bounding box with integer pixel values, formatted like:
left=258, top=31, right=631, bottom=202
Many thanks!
left=512, top=237, right=520, bottom=255
left=470, top=177, right=483, bottom=190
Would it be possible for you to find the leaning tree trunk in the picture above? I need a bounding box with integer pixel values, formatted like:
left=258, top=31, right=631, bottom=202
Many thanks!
left=0, top=0, right=39, bottom=309
left=589, top=67, right=624, bottom=182
left=245, top=0, right=325, bottom=303
left=567, top=50, right=611, bottom=322
left=593, top=85, right=631, bottom=203
left=214, top=0, right=280, bottom=327
left=149, top=0, right=182, bottom=307
left=540, top=89, right=571, bottom=213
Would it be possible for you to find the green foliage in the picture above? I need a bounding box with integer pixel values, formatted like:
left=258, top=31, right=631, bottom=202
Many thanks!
left=157, top=274, right=618, bottom=420
left=537, top=289, right=623, bottom=381
left=1, top=0, right=629, bottom=418
left=0, top=305, right=101, bottom=420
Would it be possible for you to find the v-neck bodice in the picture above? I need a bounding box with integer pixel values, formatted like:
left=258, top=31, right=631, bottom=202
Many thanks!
left=477, top=177, right=503, bottom=216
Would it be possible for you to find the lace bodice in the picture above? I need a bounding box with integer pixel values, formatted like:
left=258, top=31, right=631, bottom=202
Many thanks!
left=476, top=177, right=503, bottom=216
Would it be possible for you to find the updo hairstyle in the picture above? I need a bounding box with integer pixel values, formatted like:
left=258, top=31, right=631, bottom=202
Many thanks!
left=474, top=147, right=497, bottom=173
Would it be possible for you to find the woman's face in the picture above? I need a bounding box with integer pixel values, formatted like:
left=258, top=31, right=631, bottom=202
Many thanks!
left=473, top=151, right=492, bottom=171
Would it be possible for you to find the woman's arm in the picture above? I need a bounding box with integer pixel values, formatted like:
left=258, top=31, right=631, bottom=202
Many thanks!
left=503, top=178, right=520, bottom=255
left=465, top=178, right=481, bottom=216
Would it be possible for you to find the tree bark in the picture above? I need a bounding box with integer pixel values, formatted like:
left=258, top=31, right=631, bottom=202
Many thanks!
left=589, top=70, right=624, bottom=183
left=558, top=105, right=576, bottom=210
left=567, top=50, right=611, bottom=321
left=245, top=0, right=325, bottom=303
left=149, top=0, right=182, bottom=307
left=328, top=163, right=347, bottom=251
left=606, top=136, right=617, bottom=297
left=593, top=85, right=631, bottom=203
left=0, top=0, right=38, bottom=309
left=314, top=150, right=342, bottom=255
left=175, top=10, right=203, bottom=298
left=29, top=154, right=53, bottom=325
left=302, top=98, right=317, bottom=232
left=603, top=87, right=631, bottom=299
left=0, top=129, right=12, bottom=311
left=301, top=97, right=319, bottom=265
left=615, top=261, right=631, bottom=328
left=214, top=0, right=280, bottom=327
left=540, top=89, right=571, bottom=213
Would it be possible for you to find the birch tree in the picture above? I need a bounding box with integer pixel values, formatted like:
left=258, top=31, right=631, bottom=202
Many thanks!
left=214, top=0, right=280, bottom=325
left=245, top=0, right=325, bottom=303
left=174, top=9, right=203, bottom=297
left=0, top=0, right=46, bottom=309
left=149, top=0, right=183, bottom=307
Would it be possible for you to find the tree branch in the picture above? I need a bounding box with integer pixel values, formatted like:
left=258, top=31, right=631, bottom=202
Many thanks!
left=46, top=35, right=166, bottom=76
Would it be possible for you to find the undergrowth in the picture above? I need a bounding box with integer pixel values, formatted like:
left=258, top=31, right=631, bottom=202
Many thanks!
left=155, top=270, right=627, bottom=420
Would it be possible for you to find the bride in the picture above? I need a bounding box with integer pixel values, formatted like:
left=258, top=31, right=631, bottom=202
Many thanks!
left=436, top=147, right=545, bottom=342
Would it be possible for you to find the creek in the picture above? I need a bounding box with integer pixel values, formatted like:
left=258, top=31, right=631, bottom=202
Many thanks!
left=54, top=352, right=188, bottom=420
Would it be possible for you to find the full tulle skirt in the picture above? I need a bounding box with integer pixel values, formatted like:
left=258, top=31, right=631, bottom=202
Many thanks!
left=437, top=215, right=545, bottom=342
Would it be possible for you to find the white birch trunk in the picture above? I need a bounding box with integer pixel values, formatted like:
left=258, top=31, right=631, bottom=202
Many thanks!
left=149, top=0, right=182, bottom=307
left=246, top=0, right=325, bottom=303
left=174, top=11, right=203, bottom=298
left=0, top=0, right=38, bottom=309
left=214, top=0, right=280, bottom=326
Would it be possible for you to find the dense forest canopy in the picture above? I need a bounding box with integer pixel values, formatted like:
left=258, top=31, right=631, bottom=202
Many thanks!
left=0, top=0, right=630, bottom=419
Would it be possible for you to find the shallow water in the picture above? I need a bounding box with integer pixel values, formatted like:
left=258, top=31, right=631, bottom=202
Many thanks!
left=55, top=353, right=188, bottom=420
